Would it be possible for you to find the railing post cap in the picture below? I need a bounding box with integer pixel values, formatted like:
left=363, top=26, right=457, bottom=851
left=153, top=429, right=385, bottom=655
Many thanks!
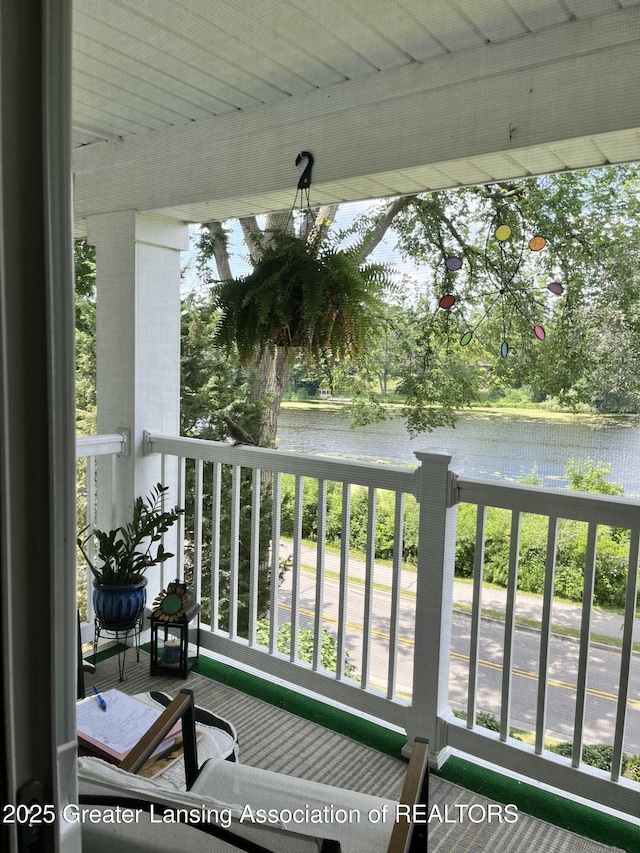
left=414, top=450, right=453, bottom=466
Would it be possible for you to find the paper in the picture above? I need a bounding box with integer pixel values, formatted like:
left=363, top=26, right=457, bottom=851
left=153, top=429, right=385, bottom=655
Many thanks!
left=77, top=689, right=180, bottom=762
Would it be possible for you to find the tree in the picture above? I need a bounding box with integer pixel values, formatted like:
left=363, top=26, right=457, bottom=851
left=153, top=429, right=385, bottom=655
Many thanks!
left=75, top=238, right=97, bottom=435
left=363, top=167, right=640, bottom=426
left=190, top=165, right=640, bottom=440
left=181, top=290, right=263, bottom=442
left=75, top=238, right=98, bottom=617
left=180, top=291, right=272, bottom=635
left=199, top=206, right=393, bottom=446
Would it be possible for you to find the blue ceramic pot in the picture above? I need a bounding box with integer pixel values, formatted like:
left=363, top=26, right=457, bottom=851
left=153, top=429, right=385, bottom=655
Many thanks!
left=93, top=579, right=147, bottom=630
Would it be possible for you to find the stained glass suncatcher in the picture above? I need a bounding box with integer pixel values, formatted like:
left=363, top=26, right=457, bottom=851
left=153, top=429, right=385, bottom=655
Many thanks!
left=438, top=203, right=564, bottom=357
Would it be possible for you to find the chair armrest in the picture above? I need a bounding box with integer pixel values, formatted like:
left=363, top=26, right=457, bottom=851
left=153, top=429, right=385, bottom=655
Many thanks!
left=387, top=738, right=429, bottom=853
left=119, top=688, right=198, bottom=787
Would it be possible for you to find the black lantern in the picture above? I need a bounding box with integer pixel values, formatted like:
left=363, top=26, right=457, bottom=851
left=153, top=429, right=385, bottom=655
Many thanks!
left=149, top=581, right=201, bottom=679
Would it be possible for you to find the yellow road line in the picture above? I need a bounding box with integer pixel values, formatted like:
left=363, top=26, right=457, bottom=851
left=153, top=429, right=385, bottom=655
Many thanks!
left=279, top=602, right=640, bottom=709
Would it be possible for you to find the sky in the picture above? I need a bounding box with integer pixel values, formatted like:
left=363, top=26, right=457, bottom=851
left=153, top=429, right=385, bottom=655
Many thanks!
left=180, top=197, right=428, bottom=297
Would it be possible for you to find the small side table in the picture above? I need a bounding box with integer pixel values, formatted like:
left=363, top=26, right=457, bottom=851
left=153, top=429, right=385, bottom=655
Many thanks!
left=149, top=602, right=201, bottom=679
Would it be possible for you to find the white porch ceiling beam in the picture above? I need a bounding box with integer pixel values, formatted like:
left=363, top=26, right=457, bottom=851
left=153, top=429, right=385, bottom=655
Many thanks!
left=73, top=6, right=640, bottom=221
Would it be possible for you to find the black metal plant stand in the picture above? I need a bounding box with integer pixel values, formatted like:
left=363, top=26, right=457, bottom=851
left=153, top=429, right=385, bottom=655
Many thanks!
left=93, top=614, right=143, bottom=681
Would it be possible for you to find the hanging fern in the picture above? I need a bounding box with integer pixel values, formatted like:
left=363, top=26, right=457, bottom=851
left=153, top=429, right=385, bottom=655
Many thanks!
left=213, top=231, right=391, bottom=366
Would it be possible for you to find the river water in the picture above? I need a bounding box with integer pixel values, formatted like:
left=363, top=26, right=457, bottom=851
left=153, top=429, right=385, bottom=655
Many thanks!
left=276, top=407, right=640, bottom=496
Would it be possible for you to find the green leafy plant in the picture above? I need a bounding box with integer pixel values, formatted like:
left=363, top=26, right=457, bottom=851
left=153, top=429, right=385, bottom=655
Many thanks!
left=551, top=742, right=633, bottom=777
left=625, top=754, right=640, bottom=782
left=565, top=458, right=625, bottom=496
left=256, top=619, right=356, bottom=678
left=77, top=483, right=184, bottom=586
left=213, top=231, right=390, bottom=367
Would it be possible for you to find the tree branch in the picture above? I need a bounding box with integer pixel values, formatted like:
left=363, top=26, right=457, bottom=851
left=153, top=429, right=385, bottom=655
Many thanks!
left=264, top=210, right=294, bottom=246
left=203, top=220, right=233, bottom=281
left=238, top=217, right=262, bottom=264
left=359, top=196, right=414, bottom=260
left=478, top=184, right=525, bottom=201
left=306, top=203, right=340, bottom=245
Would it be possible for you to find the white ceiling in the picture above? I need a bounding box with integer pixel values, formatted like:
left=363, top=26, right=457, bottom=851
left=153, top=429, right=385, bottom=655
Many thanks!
left=72, top=0, right=640, bottom=224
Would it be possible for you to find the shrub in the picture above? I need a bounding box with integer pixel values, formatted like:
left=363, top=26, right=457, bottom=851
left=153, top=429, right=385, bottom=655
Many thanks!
left=453, top=709, right=521, bottom=739
left=565, top=458, right=625, bottom=496
left=256, top=619, right=356, bottom=678
left=476, top=711, right=500, bottom=732
left=552, top=561, right=585, bottom=602
left=455, top=496, right=633, bottom=609
left=279, top=459, right=634, bottom=611
left=593, top=538, right=630, bottom=607
left=556, top=521, right=630, bottom=606
left=455, top=503, right=480, bottom=579
left=625, top=754, right=640, bottom=782
left=280, top=475, right=419, bottom=565
left=551, top=742, right=630, bottom=777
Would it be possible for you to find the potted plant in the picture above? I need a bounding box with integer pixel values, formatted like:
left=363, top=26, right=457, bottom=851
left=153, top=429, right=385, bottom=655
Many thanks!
left=77, top=483, right=184, bottom=631
left=212, top=230, right=390, bottom=364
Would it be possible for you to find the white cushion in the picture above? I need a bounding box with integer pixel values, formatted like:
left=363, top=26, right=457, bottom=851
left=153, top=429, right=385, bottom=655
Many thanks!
left=191, top=757, right=397, bottom=853
left=135, top=692, right=239, bottom=763
left=77, top=810, right=245, bottom=853
left=77, top=757, right=324, bottom=853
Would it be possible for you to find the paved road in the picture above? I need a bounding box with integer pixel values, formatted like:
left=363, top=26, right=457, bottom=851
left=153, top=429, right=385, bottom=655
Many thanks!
left=278, top=541, right=640, bottom=753
left=280, top=540, right=639, bottom=642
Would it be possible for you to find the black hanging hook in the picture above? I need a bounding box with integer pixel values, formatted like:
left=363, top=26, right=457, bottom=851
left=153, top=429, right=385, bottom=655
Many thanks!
left=295, top=151, right=314, bottom=190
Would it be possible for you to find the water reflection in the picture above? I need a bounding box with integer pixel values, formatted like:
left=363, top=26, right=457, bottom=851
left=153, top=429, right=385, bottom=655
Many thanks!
left=276, top=408, right=640, bottom=495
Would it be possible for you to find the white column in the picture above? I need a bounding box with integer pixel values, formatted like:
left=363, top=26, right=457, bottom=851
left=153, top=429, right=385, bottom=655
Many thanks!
left=86, top=210, right=188, bottom=551
left=407, top=451, right=459, bottom=765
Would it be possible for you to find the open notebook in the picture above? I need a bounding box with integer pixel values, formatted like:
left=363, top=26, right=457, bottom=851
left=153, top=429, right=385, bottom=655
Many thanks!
left=77, top=689, right=181, bottom=763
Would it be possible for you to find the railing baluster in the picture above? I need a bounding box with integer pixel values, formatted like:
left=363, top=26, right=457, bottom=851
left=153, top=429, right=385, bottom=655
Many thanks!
left=229, top=464, right=241, bottom=640
left=159, top=453, right=167, bottom=590
left=336, top=483, right=351, bottom=681
left=75, top=436, right=124, bottom=638
left=269, top=472, right=282, bottom=654
left=290, top=475, right=304, bottom=662
left=176, top=456, right=186, bottom=581
left=85, top=455, right=95, bottom=531
left=387, top=491, right=404, bottom=699
left=573, top=522, right=598, bottom=768
left=467, top=504, right=486, bottom=729
left=535, top=516, right=558, bottom=754
left=110, top=453, right=117, bottom=529
left=85, top=455, right=96, bottom=625
left=361, top=487, right=377, bottom=690
left=248, top=467, right=261, bottom=646
left=313, top=479, right=327, bottom=671
left=192, top=459, right=204, bottom=604
left=500, top=509, right=521, bottom=741
left=611, top=528, right=639, bottom=781
left=210, top=461, right=222, bottom=632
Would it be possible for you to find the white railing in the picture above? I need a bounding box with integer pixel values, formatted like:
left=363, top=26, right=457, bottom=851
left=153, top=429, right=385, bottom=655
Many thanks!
left=104, top=431, right=640, bottom=818
left=75, top=432, right=125, bottom=639
left=148, top=432, right=417, bottom=729
left=441, top=474, right=640, bottom=816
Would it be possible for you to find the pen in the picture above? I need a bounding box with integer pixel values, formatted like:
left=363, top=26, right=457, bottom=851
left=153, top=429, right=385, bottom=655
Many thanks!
left=93, top=685, right=107, bottom=711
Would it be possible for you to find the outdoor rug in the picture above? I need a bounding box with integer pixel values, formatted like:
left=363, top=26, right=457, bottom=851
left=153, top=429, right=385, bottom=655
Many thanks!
left=88, top=649, right=629, bottom=853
